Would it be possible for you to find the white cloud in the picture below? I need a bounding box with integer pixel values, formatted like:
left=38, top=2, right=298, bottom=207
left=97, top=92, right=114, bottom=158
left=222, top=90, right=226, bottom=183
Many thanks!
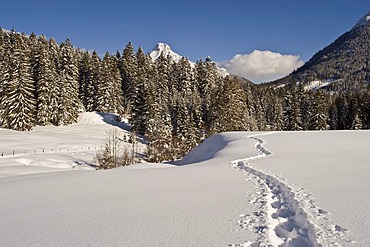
left=217, top=50, right=304, bottom=83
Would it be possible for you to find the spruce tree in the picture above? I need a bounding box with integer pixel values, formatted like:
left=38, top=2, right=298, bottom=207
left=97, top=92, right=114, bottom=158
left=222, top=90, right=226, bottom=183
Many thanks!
left=2, top=30, right=36, bottom=130
left=34, top=35, right=57, bottom=125
left=78, top=51, right=92, bottom=111
left=88, top=51, right=101, bottom=111
left=57, top=38, right=81, bottom=125
left=328, top=101, right=339, bottom=130
left=0, top=30, right=10, bottom=128
left=273, top=97, right=284, bottom=131
left=130, top=47, right=150, bottom=135
left=48, top=38, right=61, bottom=125
left=195, top=58, right=221, bottom=134
left=336, top=94, right=349, bottom=130
left=146, top=64, right=173, bottom=161
left=146, top=52, right=174, bottom=162
left=121, top=42, right=137, bottom=115
left=244, top=84, right=258, bottom=131
left=212, top=76, right=247, bottom=133
left=96, top=52, right=124, bottom=115
left=283, top=86, right=303, bottom=131
left=309, top=91, right=329, bottom=130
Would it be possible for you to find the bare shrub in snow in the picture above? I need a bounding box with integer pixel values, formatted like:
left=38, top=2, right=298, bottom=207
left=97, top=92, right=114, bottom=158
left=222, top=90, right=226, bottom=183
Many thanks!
left=95, top=129, right=133, bottom=169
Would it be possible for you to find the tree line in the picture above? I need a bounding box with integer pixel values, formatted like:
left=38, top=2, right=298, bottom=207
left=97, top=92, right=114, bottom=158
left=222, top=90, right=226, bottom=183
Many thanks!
left=0, top=28, right=369, bottom=162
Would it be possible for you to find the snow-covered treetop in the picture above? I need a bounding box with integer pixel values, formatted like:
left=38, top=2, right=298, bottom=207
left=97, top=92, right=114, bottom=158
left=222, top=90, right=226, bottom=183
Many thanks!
left=352, top=11, right=370, bottom=30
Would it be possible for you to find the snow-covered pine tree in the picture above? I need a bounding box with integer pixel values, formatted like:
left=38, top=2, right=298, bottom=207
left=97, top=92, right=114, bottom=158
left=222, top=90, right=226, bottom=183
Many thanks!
left=130, top=47, right=150, bottom=135
left=283, top=86, right=303, bottom=131
left=272, top=97, right=284, bottom=131
left=121, top=42, right=137, bottom=115
left=0, top=29, right=10, bottom=127
left=96, top=52, right=124, bottom=115
left=195, top=58, right=222, bottom=134
left=78, top=51, right=92, bottom=111
left=89, top=51, right=101, bottom=111
left=47, top=38, right=61, bottom=125
left=146, top=56, right=173, bottom=162
left=110, top=54, right=125, bottom=116
left=211, top=76, right=247, bottom=133
left=308, top=91, right=329, bottom=130
left=298, top=84, right=311, bottom=130
left=254, top=95, right=267, bottom=131
left=244, top=84, right=258, bottom=131
left=2, top=30, right=36, bottom=130
left=57, top=38, right=81, bottom=125
left=146, top=52, right=175, bottom=161
left=182, top=60, right=200, bottom=148
left=328, top=102, right=338, bottom=130
left=156, top=52, right=171, bottom=107
left=96, top=52, right=113, bottom=113
left=34, top=35, right=58, bottom=125
left=335, top=94, right=349, bottom=130
left=170, top=91, right=197, bottom=158
left=360, top=91, right=370, bottom=129
left=28, top=32, right=39, bottom=83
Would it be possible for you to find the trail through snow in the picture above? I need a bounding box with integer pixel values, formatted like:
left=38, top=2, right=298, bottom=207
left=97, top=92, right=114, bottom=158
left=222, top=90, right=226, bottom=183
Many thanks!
left=231, top=133, right=354, bottom=247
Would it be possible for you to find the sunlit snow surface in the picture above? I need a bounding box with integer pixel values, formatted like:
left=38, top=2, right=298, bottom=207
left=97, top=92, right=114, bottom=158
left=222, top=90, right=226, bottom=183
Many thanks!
left=0, top=114, right=369, bottom=246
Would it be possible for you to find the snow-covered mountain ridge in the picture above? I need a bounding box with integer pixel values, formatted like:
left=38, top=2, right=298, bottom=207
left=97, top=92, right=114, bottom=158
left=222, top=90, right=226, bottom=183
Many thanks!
left=149, top=42, right=186, bottom=64
left=149, top=42, right=229, bottom=77
left=271, top=10, right=370, bottom=91
left=352, top=11, right=370, bottom=30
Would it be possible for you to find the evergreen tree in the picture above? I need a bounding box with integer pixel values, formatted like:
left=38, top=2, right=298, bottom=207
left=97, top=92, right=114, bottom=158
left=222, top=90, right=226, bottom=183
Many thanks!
left=146, top=60, right=173, bottom=161
left=0, top=28, right=9, bottom=128
left=121, top=42, right=137, bottom=115
left=328, top=102, right=339, bottom=130
left=130, top=47, right=150, bottom=135
left=0, top=30, right=10, bottom=128
left=283, top=86, right=303, bottom=131
left=195, top=58, right=221, bottom=134
left=96, top=52, right=124, bottom=114
left=211, top=76, right=247, bottom=133
left=57, top=38, right=81, bottom=125
left=273, top=97, right=284, bottom=130
left=309, top=91, right=329, bottom=130
left=34, top=35, right=58, bottom=125
left=78, top=51, right=92, bottom=111
left=298, top=84, right=311, bottom=130
left=48, top=38, right=61, bottom=125
left=244, top=84, right=258, bottom=131
left=336, top=94, right=349, bottom=130
left=2, top=30, right=36, bottom=130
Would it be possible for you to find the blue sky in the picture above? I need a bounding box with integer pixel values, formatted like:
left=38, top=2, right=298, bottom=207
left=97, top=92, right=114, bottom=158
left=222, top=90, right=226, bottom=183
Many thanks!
left=1, top=0, right=369, bottom=82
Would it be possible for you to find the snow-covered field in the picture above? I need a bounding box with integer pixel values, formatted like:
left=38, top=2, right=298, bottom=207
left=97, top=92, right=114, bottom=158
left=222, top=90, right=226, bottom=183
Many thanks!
left=0, top=113, right=369, bottom=246
left=0, top=112, right=141, bottom=178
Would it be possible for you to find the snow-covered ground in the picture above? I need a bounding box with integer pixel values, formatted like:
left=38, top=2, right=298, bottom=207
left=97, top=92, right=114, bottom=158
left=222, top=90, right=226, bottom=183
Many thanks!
left=250, top=131, right=370, bottom=246
left=303, top=79, right=339, bottom=91
left=0, top=112, right=140, bottom=178
left=1, top=114, right=369, bottom=246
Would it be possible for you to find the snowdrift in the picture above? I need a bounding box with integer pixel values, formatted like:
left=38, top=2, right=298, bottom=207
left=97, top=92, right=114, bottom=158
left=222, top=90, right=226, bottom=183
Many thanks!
left=1, top=120, right=369, bottom=246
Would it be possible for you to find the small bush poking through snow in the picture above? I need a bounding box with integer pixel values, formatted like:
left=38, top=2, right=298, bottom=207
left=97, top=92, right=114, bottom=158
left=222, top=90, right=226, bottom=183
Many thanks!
left=95, top=129, right=134, bottom=169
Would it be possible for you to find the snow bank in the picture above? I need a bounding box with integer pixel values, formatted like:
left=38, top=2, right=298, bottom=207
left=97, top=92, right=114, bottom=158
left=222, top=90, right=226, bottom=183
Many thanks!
left=252, top=131, right=370, bottom=246
left=0, top=132, right=259, bottom=246
left=1, top=127, right=369, bottom=246
left=0, top=112, right=135, bottom=178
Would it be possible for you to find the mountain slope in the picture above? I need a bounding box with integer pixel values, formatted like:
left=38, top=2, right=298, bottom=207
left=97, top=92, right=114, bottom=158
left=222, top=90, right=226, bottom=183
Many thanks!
left=273, top=11, right=370, bottom=90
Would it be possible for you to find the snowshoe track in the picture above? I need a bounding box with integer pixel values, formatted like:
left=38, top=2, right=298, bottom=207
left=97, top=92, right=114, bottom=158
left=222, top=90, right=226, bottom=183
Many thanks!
left=231, top=133, right=354, bottom=247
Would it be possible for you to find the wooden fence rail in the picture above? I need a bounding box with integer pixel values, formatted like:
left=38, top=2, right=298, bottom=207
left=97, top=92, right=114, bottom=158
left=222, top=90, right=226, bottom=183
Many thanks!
left=0, top=146, right=104, bottom=158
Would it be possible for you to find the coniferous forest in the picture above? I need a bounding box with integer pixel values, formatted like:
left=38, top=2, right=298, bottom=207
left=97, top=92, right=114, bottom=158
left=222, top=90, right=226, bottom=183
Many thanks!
left=0, top=29, right=369, bottom=161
